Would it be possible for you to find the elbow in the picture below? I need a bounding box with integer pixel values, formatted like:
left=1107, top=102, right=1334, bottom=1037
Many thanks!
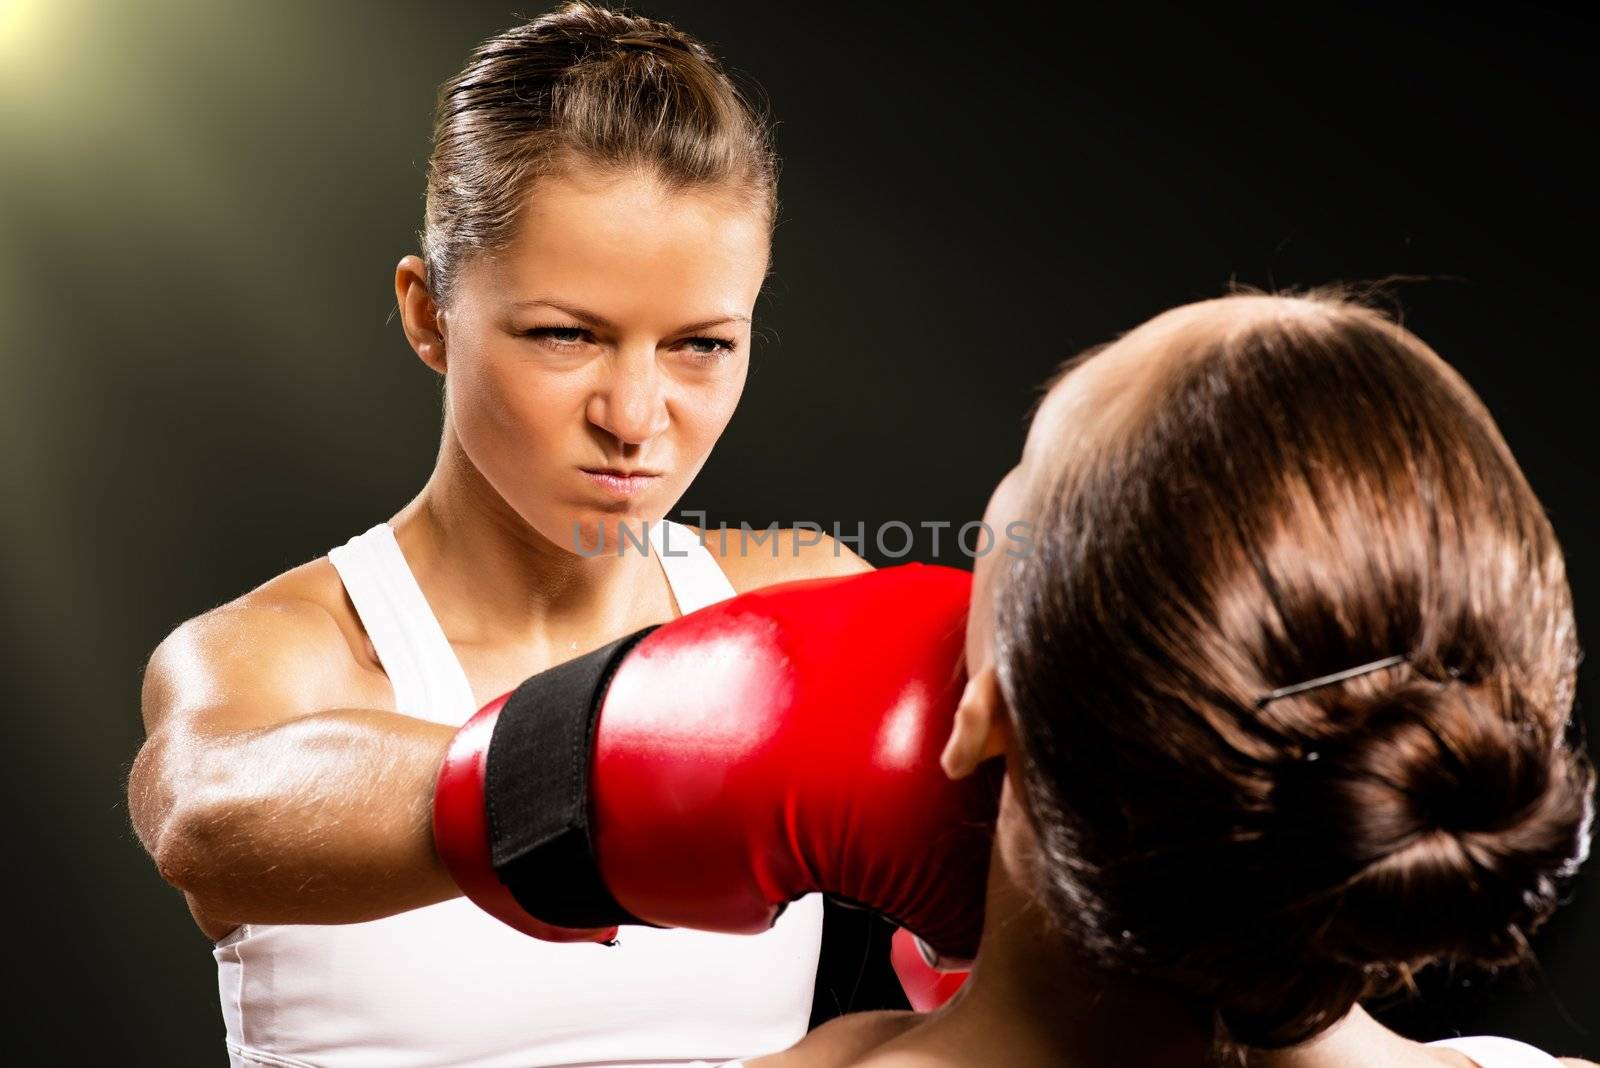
left=130, top=734, right=261, bottom=907
left=148, top=800, right=266, bottom=928
left=147, top=801, right=230, bottom=896
left=128, top=742, right=225, bottom=896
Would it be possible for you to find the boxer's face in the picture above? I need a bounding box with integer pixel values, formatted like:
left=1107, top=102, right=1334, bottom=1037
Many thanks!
left=953, top=306, right=1205, bottom=883
left=435, top=166, right=766, bottom=554
left=944, top=369, right=1078, bottom=886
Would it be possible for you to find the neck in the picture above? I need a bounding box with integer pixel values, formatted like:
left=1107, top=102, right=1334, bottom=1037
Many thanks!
left=913, top=782, right=1437, bottom=1068
left=389, top=422, right=665, bottom=650
left=919, top=838, right=1212, bottom=1066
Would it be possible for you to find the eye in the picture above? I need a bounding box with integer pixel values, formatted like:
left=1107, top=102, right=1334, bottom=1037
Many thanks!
left=521, top=326, right=592, bottom=348
left=678, top=336, right=737, bottom=361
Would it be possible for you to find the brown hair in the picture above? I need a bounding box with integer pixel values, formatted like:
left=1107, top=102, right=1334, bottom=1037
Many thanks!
left=419, top=2, right=777, bottom=310
left=994, top=290, right=1594, bottom=1053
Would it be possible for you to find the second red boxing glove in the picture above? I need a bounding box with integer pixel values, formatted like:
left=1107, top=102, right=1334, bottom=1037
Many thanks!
left=892, top=926, right=972, bottom=1012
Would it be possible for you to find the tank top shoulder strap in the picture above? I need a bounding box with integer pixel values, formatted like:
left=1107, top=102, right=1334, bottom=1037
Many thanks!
left=1427, top=1036, right=1565, bottom=1067
left=650, top=519, right=737, bottom=615
left=327, top=523, right=479, bottom=726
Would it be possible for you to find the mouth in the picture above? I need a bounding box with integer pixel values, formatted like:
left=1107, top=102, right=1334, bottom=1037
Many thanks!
left=578, top=466, right=663, bottom=498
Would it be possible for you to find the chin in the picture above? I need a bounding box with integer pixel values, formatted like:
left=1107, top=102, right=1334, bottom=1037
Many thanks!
left=562, top=509, right=667, bottom=558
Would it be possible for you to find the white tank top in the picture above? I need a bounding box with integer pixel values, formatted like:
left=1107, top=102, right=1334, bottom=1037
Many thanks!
left=707, top=1034, right=1569, bottom=1068
left=214, top=519, right=825, bottom=1068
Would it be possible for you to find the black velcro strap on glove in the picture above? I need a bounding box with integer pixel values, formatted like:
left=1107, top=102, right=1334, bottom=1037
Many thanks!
left=483, top=625, right=661, bottom=930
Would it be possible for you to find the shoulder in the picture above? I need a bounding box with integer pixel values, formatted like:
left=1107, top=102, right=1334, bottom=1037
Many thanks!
left=743, top=1010, right=920, bottom=1068
left=141, top=556, right=379, bottom=735
left=690, top=523, right=873, bottom=595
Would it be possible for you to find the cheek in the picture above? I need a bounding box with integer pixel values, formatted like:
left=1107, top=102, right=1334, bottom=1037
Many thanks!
left=495, top=366, right=577, bottom=443
left=671, top=359, right=748, bottom=455
left=452, top=352, right=578, bottom=468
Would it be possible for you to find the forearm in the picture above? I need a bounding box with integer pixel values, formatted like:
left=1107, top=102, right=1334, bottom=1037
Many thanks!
left=134, top=708, right=459, bottom=925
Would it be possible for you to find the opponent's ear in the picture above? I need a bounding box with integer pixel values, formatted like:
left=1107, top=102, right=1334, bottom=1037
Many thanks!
left=941, top=666, right=1009, bottom=780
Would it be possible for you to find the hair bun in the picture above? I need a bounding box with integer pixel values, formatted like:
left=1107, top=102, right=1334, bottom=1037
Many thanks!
left=1280, top=678, right=1593, bottom=970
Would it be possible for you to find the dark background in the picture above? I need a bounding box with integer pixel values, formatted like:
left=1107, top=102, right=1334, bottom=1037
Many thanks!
left=2, top=0, right=1594, bottom=1062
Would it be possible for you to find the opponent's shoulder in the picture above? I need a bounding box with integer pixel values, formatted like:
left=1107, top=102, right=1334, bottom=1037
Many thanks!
left=141, top=555, right=372, bottom=733
left=744, top=1010, right=920, bottom=1067
left=1558, top=1058, right=1598, bottom=1067
left=690, top=523, right=873, bottom=595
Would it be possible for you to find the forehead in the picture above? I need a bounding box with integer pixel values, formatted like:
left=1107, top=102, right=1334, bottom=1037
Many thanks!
left=519, top=166, right=762, bottom=239
left=1022, top=300, right=1245, bottom=467
left=466, top=167, right=771, bottom=309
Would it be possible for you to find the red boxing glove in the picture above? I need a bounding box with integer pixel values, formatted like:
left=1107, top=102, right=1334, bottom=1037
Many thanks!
left=431, top=694, right=619, bottom=944
left=433, top=564, right=1001, bottom=963
left=891, top=926, right=971, bottom=1012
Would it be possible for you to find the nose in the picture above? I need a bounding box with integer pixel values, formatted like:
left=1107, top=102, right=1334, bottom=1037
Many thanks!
left=586, top=347, right=670, bottom=448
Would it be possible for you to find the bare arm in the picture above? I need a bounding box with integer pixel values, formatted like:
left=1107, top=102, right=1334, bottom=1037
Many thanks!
left=128, top=599, right=460, bottom=929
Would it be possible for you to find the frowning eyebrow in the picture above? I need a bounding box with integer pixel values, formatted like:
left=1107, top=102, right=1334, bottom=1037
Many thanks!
left=510, top=298, right=750, bottom=335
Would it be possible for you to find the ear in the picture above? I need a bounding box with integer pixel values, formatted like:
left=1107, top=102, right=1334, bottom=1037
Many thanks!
left=940, top=665, right=1009, bottom=780
left=395, top=254, right=448, bottom=376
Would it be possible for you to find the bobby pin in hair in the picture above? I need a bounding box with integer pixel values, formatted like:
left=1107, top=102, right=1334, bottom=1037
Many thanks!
left=1256, top=654, right=1409, bottom=708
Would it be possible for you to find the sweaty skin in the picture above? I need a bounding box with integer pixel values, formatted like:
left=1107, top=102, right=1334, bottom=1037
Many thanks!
left=128, top=167, right=869, bottom=943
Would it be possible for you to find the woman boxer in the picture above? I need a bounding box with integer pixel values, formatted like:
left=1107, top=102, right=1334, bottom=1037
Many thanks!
left=127, top=5, right=864, bottom=1067
left=689, top=292, right=1595, bottom=1066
